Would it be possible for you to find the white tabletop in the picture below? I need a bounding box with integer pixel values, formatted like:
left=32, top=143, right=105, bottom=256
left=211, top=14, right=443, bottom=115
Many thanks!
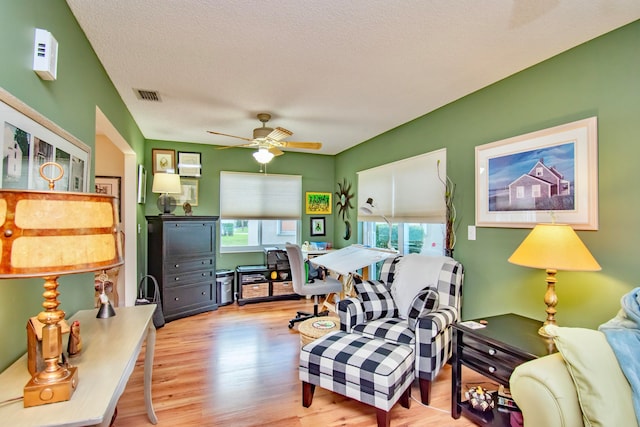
left=0, top=305, right=156, bottom=427
left=309, top=244, right=397, bottom=276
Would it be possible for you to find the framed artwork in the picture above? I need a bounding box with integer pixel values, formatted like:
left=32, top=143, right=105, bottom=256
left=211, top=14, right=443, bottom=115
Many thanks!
left=175, top=177, right=199, bottom=206
left=305, top=192, right=332, bottom=215
left=137, top=164, right=147, bottom=204
left=152, top=148, right=175, bottom=174
left=475, top=117, right=598, bottom=230
left=0, top=87, right=90, bottom=192
left=178, top=151, right=202, bottom=177
left=310, top=217, right=326, bottom=236
left=95, top=176, right=121, bottom=220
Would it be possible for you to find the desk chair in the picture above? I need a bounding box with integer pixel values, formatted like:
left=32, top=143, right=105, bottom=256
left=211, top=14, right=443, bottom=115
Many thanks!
left=285, top=243, right=343, bottom=329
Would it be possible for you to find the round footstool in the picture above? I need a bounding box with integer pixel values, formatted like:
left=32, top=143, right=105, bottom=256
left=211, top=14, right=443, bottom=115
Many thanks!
left=299, top=316, right=340, bottom=347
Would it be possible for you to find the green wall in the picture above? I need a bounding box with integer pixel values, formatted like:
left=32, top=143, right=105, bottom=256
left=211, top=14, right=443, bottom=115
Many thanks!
left=0, top=1, right=145, bottom=370
left=336, top=20, right=640, bottom=328
left=0, top=1, right=637, bottom=372
left=143, top=140, right=336, bottom=269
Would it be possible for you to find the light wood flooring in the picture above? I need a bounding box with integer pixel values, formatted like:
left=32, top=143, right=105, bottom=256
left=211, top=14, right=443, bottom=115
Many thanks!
left=115, top=298, right=486, bottom=426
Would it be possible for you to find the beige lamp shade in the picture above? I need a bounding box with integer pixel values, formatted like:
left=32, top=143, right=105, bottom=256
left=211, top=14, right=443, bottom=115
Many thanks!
left=508, top=223, right=601, bottom=272
left=152, top=172, right=181, bottom=194
left=0, top=189, right=124, bottom=277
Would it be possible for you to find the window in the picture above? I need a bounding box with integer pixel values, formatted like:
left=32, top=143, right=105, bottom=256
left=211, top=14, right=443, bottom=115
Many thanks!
left=357, top=149, right=448, bottom=276
left=536, top=167, right=544, bottom=177
left=516, top=186, right=525, bottom=198
left=361, top=221, right=446, bottom=277
left=220, top=172, right=301, bottom=252
left=532, top=184, right=541, bottom=198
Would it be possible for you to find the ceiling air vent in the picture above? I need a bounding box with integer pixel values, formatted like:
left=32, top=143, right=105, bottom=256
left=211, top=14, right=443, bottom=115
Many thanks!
left=134, top=89, right=161, bottom=102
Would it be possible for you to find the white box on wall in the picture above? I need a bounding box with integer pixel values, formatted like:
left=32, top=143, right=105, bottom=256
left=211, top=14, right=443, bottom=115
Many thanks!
left=33, top=28, right=58, bottom=81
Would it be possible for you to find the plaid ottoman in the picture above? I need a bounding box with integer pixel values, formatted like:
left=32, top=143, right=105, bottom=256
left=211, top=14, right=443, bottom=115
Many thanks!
left=299, top=331, right=415, bottom=427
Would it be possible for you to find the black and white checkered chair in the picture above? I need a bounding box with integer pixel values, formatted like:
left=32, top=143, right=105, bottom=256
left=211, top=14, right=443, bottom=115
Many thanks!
left=337, top=254, right=464, bottom=405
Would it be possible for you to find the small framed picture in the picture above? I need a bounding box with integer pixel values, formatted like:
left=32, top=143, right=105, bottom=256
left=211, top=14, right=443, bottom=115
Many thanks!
left=178, top=151, right=202, bottom=177
left=310, top=217, right=326, bottom=236
left=137, top=164, right=147, bottom=204
left=175, top=177, right=199, bottom=206
left=152, top=148, right=175, bottom=174
left=95, top=176, right=121, bottom=220
left=305, top=192, right=332, bottom=215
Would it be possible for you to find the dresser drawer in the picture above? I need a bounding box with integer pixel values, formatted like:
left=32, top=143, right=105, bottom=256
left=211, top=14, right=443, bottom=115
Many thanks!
left=241, top=282, right=269, bottom=299
left=163, top=282, right=214, bottom=314
left=272, top=280, right=294, bottom=296
left=165, top=270, right=214, bottom=287
left=165, top=258, right=214, bottom=274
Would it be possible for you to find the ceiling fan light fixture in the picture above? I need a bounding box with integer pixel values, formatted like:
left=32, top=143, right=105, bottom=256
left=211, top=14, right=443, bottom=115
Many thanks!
left=253, top=147, right=274, bottom=164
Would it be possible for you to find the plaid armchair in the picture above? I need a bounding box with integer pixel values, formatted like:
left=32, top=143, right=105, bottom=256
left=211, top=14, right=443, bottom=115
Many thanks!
left=337, top=254, right=464, bottom=405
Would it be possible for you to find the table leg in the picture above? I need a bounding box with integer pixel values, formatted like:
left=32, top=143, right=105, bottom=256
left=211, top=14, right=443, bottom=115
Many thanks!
left=144, top=323, right=158, bottom=424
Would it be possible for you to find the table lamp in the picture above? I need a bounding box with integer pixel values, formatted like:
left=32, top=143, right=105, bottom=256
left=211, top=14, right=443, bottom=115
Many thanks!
left=359, top=197, right=394, bottom=251
left=508, top=223, right=601, bottom=336
left=152, top=172, right=181, bottom=215
left=0, top=162, right=123, bottom=407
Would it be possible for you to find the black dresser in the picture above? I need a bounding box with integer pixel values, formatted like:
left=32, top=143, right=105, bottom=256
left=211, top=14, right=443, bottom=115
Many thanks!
left=146, top=215, right=219, bottom=322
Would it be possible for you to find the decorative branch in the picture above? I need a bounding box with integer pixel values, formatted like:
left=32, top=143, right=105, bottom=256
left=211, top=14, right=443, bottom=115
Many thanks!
left=437, top=160, right=457, bottom=253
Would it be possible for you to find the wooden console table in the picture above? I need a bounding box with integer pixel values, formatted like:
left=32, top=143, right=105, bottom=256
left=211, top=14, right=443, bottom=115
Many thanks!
left=0, top=305, right=158, bottom=426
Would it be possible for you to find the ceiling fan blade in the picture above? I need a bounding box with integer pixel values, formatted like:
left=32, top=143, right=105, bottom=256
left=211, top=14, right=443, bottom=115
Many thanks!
left=269, top=147, right=284, bottom=156
left=267, top=127, right=293, bottom=142
left=215, top=142, right=256, bottom=150
left=207, top=130, right=253, bottom=142
left=280, top=141, right=322, bottom=150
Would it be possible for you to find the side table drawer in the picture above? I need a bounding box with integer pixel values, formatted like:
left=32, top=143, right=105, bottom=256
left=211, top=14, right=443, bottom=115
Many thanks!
left=461, top=347, right=515, bottom=384
left=462, top=334, right=530, bottom=368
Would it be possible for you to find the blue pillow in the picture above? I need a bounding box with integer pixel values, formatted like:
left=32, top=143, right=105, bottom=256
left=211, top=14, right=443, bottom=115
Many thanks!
left=354, top=277, right=398, bottom=321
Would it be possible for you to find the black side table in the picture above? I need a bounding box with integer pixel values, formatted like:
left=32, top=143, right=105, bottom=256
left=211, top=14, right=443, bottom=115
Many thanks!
left=451, top=313, right=556, bottom=426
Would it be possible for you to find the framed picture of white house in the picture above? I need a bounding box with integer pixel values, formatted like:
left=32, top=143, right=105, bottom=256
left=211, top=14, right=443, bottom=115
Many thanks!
left=475, top=117, right=598, bottom=230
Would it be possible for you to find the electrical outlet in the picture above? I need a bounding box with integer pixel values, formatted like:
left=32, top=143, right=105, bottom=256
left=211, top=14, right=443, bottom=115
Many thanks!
left=468, top=225, right=476, bottom=241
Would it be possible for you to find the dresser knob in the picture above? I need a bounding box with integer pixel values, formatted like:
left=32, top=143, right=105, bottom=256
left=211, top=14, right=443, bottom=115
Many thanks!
left=175, top=264, right=180, bottom=268
left=201, top=291, right=206, bottom=295
left=174, top=297, right=180, bottom=301
left=174, top=277, right=180, bottom=281
left=488, top=366, right=496, bottom=373
left=488, top=348, right=496, bottom=356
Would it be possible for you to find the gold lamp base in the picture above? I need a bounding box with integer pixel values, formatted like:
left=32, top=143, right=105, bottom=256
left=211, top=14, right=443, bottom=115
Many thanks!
left=24, top=365, right=78, bottom=407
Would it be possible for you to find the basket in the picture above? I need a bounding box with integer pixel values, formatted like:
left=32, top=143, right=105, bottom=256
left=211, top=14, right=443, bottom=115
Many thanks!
left=135, top=275, right=165, bottom=329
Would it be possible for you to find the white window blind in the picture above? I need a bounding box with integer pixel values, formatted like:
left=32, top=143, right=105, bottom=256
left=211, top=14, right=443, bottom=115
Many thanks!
left=220, top=171, right=302, bottom=219
left=357, top=148, right=446, bottom=223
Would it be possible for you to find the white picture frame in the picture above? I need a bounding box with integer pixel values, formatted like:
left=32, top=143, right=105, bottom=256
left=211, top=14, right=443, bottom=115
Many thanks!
left=475, top=117, right=598, bottom=230
left=0, top=87, right=90, bottom=192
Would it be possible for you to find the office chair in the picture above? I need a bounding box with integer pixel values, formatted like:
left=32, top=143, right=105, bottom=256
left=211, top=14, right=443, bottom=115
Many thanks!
left=285, top=243, right=343, bottom=329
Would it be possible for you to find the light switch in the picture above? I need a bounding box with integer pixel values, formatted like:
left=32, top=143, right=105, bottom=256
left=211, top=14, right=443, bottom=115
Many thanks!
left=468, top=225, right=476, bottom=241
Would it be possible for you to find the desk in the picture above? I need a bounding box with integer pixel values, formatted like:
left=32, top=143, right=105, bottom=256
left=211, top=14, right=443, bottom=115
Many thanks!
left=310, top=245, right=397, bottom=311
left=0, top=305, right=158, bottom=427
left=309, top=244, right=397, bottom=277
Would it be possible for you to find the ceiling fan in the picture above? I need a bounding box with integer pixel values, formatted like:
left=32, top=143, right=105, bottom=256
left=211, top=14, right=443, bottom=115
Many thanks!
left=207, top=113, right=322, bottom=163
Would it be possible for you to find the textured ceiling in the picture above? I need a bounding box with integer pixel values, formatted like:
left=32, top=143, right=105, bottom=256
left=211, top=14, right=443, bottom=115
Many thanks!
left=67, top=1, right=640, bottom=155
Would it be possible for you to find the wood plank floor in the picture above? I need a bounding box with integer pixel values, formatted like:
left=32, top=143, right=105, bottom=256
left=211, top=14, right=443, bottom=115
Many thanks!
left=115, top=299, right=487, bottom=426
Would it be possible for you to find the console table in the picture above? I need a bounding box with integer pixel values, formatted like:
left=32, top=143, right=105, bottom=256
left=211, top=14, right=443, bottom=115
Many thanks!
left=0, top=305, right=158, bottom=427
left=451, top=313, right=555, bottom=426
